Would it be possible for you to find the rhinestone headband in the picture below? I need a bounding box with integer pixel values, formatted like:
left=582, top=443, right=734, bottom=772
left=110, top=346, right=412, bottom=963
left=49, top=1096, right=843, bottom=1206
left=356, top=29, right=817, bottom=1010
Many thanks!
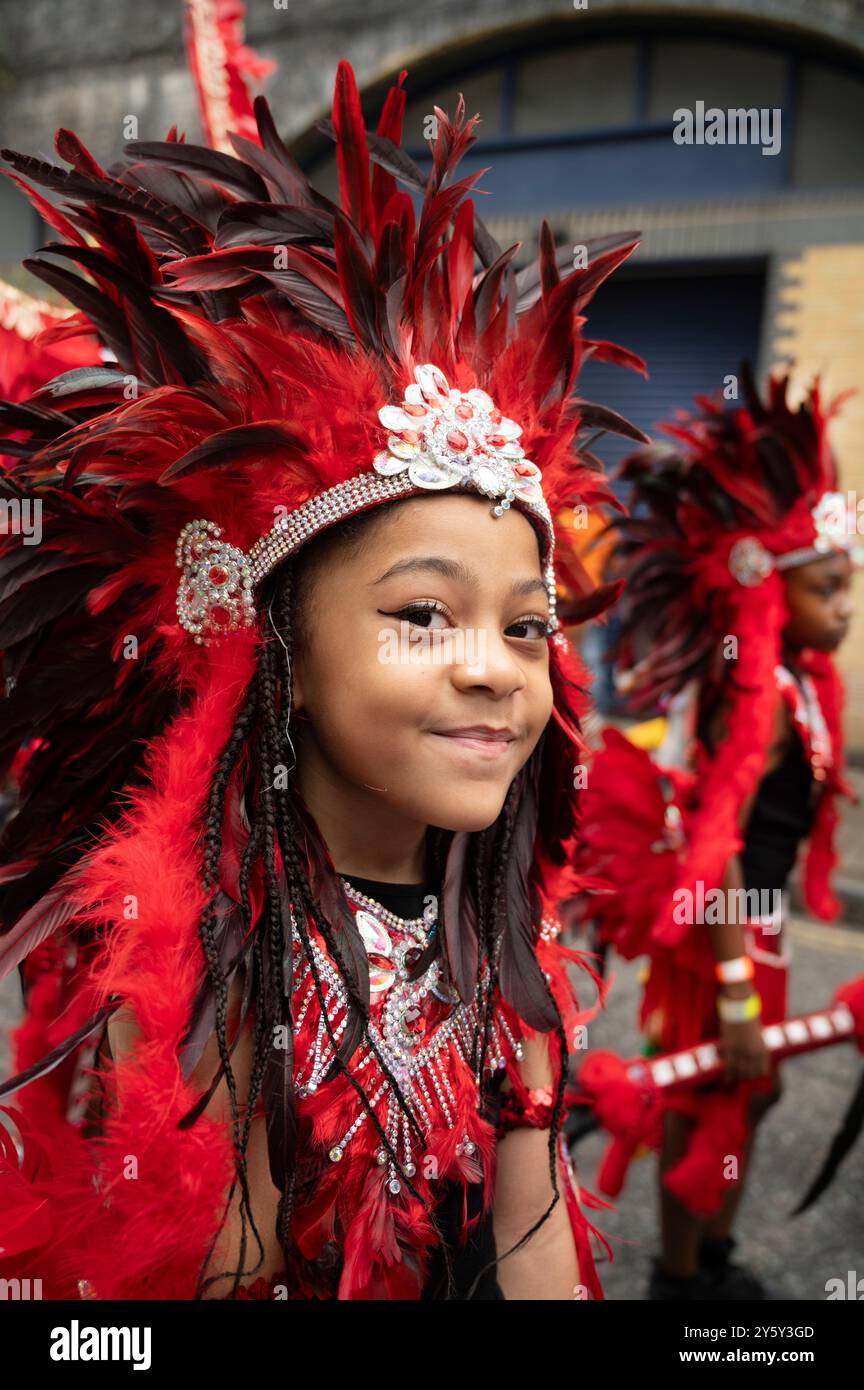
left=176, top=365, right=560, bottom=645
left=728, top=491, right=861, bottom=587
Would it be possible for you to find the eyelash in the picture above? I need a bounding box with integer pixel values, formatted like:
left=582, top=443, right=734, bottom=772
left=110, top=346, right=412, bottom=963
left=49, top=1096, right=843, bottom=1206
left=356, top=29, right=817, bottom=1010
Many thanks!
left=383, top=600, right=550, bottom=640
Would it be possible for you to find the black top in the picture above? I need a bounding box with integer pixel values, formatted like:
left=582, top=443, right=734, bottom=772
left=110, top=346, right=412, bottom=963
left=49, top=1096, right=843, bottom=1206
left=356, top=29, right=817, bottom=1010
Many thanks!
left=740, top=722, right=816, bottom=894
left=343, top=870, right=505, bottom=1300
left=698, top=671, right=817, bottom=898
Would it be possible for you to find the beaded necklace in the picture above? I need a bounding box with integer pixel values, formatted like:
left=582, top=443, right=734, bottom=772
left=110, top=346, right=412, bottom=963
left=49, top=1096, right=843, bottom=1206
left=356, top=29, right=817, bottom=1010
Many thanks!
left=340, top=876, right=436, bottom=944
left=291, top=881, right=523, bottom=1201
left=775, top=663, right=833, bottom=783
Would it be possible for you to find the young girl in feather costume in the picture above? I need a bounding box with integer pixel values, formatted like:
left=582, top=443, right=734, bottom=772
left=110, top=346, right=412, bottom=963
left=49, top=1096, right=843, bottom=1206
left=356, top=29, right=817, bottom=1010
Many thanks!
left=580, top=371, right=857, bottom=1299
left=0, top=61, right=645, bottom=1299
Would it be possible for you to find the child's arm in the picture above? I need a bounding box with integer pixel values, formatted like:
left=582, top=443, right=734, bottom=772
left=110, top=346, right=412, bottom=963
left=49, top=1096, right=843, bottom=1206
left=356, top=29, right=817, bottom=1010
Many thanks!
left=492, top=1031, right=581, bottom=1300
left=705, top=692, right=792, bottom=1081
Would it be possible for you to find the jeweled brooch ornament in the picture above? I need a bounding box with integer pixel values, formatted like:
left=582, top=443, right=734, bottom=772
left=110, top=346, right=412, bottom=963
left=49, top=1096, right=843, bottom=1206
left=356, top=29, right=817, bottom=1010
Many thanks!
left=374, top=363, right=544, bottom=514
left=728, top=535, right=776, bottom=587
left=176, top=519, right=255, bottom=644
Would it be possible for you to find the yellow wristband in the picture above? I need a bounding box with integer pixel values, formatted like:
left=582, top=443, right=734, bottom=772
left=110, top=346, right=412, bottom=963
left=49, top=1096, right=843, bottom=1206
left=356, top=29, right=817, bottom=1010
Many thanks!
left=717, top=990, right=762, bottom=1024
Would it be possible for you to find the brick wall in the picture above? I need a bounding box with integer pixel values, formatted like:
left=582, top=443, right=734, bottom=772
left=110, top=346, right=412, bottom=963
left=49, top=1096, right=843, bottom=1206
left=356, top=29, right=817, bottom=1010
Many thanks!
left=766, top=243, right=864, bottom=751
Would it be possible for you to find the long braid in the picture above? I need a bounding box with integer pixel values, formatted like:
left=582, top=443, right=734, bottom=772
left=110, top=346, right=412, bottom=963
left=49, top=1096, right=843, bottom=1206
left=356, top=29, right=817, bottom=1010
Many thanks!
left=195, top=669, right=268, bottom=1298
left=197, top=646, right=304, bottom=1296
left=256, top=627, right=298, bottom=1253
left=465, top=827, right=489, bottom=1080
left=234, top=805, right=270, bottom=1165
left=220, top=779, right=273, bottom=1293
left=478, top=785, right=518, bottom=1085
left=463, top=769, right=570, bottom=1300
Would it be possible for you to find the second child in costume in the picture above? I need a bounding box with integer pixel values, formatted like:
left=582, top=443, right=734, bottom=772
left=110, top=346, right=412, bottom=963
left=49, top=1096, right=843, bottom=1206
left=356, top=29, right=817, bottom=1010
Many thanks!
left=580, top=367, right=857, bottom=1299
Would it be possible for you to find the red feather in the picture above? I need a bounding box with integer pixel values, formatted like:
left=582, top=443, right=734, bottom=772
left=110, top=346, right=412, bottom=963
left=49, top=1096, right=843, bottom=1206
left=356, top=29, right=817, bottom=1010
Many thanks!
left=333, top=60, right=374, bottom=241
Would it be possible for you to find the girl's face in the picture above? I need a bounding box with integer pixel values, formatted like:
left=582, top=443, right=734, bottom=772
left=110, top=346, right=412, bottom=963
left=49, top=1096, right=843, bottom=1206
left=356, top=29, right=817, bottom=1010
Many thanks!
left=782, top=550, right=854, bottom=653
left=290, top=493, right=554, bottom=833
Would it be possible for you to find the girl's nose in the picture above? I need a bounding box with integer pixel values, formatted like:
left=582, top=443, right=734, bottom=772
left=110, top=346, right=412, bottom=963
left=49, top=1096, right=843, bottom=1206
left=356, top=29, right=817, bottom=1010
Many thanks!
left=449, top=626, right=527, bottom=697
left=837, top=592, right=855, bottom=620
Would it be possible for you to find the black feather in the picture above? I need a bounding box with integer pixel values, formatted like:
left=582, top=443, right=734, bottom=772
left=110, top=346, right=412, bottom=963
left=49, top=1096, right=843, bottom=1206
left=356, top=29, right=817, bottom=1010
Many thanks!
left=31, top=245, right=214, bottom=385
left=441, top=830, right=478, bottom=1005
left=0, top=1001, right=121, bottom=1099
left=499, top=755, right=559, bottom=1030
left=20, top=257, right=133, bottom=369
left=260, top=903, right=297, bottom=1194
left=215, top=202, right=333, bottom=249
left=0, top=564, right=104, bottom=647
left=515, top=230, right=641, bottom=311
left=254, top=96, right=339, bottom=217
left=573, top=401, right=651, bottom=444
left=123, top=140, right=270, bottom=202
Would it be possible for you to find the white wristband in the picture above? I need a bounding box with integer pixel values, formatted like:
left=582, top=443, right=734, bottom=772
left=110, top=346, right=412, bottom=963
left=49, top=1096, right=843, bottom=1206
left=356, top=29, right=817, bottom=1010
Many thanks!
left=716, top=955, right=754, bottom=985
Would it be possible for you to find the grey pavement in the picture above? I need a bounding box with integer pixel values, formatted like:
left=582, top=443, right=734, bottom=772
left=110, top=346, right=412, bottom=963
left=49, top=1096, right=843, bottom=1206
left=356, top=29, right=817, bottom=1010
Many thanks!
left=572, top=917, right=864, bottom=1301
left=826, top=765, right=864, bottom=924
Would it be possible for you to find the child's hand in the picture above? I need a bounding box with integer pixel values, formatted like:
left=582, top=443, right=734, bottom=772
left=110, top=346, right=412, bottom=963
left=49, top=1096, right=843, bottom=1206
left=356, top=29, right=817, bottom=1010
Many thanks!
left=718, top=1016, right=771, bottom=1082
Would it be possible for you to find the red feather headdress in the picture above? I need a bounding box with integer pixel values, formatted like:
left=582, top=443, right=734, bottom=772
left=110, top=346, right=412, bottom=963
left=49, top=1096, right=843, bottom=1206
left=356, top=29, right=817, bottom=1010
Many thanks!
left=615, top=365, right=855, bottom=701
left=0, top=61, right=643, bottom=1296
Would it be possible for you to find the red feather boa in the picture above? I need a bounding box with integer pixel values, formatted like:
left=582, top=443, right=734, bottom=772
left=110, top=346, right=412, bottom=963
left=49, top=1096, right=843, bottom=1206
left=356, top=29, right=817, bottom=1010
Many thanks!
left=0, top=633, right=259, bottom=1298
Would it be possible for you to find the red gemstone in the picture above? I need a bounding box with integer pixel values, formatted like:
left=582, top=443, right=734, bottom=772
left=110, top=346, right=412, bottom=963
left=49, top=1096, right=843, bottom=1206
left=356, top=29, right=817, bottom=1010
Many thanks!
left=514, top=463, right=533, bottom=476
left=403, top=402, right=427, bottom=417
left=186, top=589, right=195, bottom=603
left=399, top=429, right=421, bottom=446
left=490, top=408, right=502, bottom=425
left=211, top=605, right=230, bottom=627
left=446, top=429, right=469, bottom=451
left=454, top=402, right=473, bottom=420
left=488, top=434, right=507, bottom=448
left=209, top=565, right=227, bottom=585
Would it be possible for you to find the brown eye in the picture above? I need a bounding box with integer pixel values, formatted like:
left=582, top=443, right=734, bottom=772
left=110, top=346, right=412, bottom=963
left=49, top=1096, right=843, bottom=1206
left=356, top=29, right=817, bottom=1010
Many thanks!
left=506, top=616, right=549, bottom=640
left=381, top=601, right=452, bottom=630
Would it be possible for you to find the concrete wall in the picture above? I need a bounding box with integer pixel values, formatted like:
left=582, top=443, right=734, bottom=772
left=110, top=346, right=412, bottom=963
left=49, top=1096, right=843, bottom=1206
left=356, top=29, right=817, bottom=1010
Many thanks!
left=2, top=1, right=864, bottom=158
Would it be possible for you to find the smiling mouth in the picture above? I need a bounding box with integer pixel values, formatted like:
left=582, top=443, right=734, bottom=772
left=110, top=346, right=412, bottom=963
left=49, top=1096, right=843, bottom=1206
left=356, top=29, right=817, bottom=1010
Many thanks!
left=429, top=731, right=516, bottom=757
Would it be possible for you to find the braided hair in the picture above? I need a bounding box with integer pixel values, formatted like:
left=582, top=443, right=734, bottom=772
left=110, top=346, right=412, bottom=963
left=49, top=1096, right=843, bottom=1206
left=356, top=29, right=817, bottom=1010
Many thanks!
left=192, top=502, right=569, bottom=1299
